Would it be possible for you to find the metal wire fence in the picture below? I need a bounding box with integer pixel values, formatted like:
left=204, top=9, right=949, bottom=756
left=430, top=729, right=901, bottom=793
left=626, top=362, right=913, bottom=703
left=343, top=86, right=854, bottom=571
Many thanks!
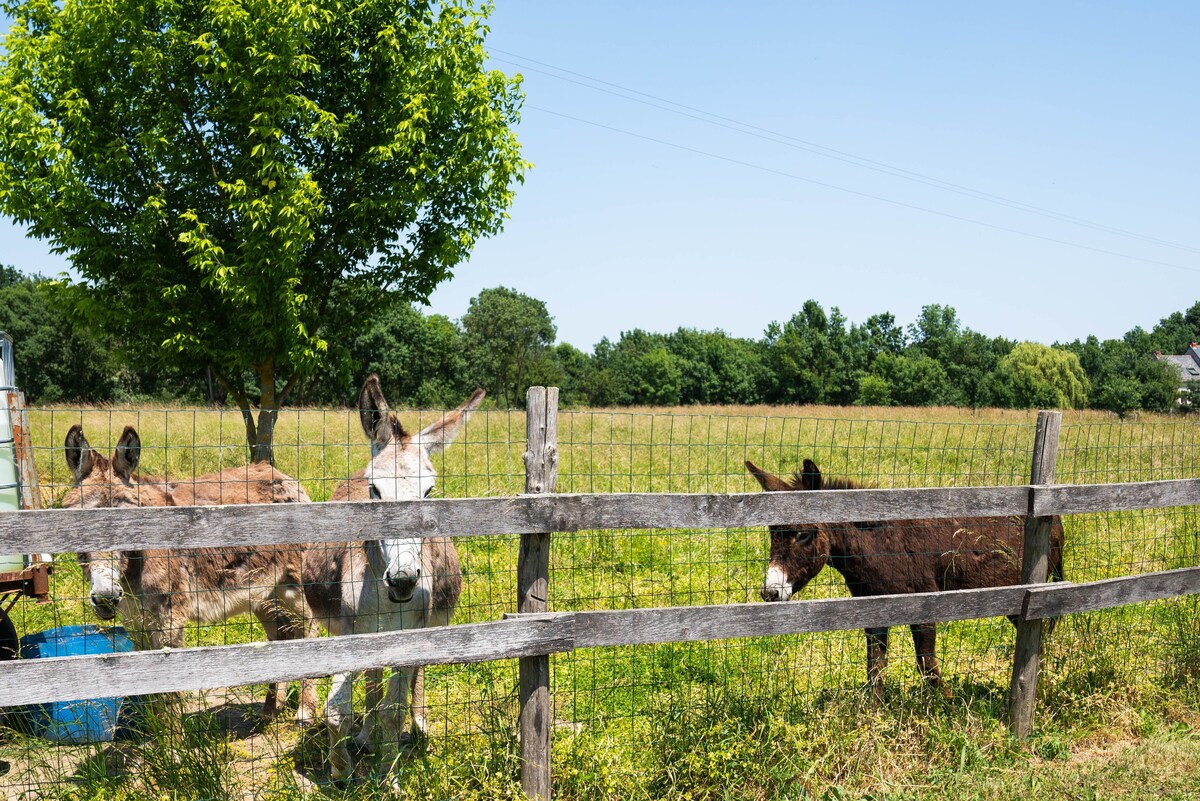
left=0, top=402, right=1197, bottom=800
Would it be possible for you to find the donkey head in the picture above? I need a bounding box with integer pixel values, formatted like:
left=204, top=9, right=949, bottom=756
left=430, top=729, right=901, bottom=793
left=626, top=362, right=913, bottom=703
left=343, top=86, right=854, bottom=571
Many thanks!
left=62, top=424, right=164, bottom=619
left=746, top=459, right=831, bottom=602
left=357, top=374, right=485, bottom=603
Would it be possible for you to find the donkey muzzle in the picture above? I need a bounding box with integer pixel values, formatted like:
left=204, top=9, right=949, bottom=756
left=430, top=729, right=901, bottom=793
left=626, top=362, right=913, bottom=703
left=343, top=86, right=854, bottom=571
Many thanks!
left=385, top=571, right=419, bottom=604
left=90, top=592, right=122, bottom=620
left=760, top=566, right=793, bottom=602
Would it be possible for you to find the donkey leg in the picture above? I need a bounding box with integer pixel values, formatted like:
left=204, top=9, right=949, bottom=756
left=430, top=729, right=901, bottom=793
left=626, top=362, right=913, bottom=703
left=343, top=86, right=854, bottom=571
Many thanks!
left=408, top=666, right=427, bottom=741
left=865, top=627, right=889, bottom=701
left=257, top=595, right=320, bottom=725
left=254, top=608, right=288, bottom=719
left=910, top=623, right=950, bottom=697
left=355, top=668, right=385, bottom=752
left=324, top=671, right=356, bottom=782
left=145, top=613, right=189, bottom=730
left=376, top=666, right=416, bottom=774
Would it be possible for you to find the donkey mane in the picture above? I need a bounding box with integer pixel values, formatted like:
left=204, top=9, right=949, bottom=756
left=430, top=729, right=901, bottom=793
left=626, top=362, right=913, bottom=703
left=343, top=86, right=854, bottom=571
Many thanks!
left=788, top=471, right=869, bottom=491
left=784, top=458, right=874, bottom=492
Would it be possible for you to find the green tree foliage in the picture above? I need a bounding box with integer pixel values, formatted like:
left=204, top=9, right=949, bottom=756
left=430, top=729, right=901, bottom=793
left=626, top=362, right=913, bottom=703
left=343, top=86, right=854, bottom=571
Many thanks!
left=462, top=287, right=556, bottom=408
left=981, top=342, right=1089, bottom=409
left=855, top=373, right=892, bottom=406
left=665, top=328, right=767, bottom=405
left=873, top=352, right=959, bottom=407
left=1148, top=302, right=1200, bottom=354
left=762, top=301, right=849, bottom=404
left=1064, top=335, right=1179, bottom=416
left=342, top=303, right=469, bottom=408
left=622, top=345, right=683, bottom=406
left=550, top=342, right=592, bottom=408
left=0, top=266, right=122, bottom=402
left=0, top=0, right=526, bottom=459
left=4, top=254, right=1199, bottom=415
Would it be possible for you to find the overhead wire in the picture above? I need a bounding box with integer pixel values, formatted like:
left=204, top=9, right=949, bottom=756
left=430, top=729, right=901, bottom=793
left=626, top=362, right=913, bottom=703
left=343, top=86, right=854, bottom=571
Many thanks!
left=527, top=104, right=1199, bottom=276
left=491, top=48, right=1200, bottom=262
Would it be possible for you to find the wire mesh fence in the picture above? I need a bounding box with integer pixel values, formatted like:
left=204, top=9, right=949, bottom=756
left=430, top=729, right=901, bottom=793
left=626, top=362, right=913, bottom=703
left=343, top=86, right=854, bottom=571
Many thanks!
left=0, top=401, right=1197, bottom=800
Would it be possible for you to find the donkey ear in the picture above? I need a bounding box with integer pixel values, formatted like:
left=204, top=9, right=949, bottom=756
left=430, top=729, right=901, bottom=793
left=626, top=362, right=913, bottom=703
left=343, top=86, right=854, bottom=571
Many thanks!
left=745, top=460, right=793, bottom=492
left=64, top=424, right=94, bottom=481
left=800, top=459, right=822, bottom=491
left=417, top=388, right=485, bottom=454
left=113, top=426, right=141, bottom=481
left=358, top=373, right=392, bottom=448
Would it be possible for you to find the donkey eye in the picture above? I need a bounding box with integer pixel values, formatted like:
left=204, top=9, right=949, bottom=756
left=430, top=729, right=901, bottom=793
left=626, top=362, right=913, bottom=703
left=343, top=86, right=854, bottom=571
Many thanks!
left=795, top=530, right=815, bottom=544
left=369, top=485, right=382, bottom=500
left=423, top=486, right=434, bottom=498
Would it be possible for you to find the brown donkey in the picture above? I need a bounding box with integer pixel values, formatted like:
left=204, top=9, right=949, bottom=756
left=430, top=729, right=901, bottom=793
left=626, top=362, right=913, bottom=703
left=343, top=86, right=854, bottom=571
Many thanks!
left=747, top=458, right=1065, bottom=699
left=302, top=376, right=483, bottom=783
left=63, top=424, right=320, bottom=724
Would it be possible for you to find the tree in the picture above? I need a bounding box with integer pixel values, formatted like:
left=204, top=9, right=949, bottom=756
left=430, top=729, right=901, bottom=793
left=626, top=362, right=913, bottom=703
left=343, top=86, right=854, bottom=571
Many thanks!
left=0, top=0, right=526, bottom=460
left=461, top=287, right=556, bottom=408
left=761, top=300, right=848, bottom=404
left=550, top=342, right=592, bottom=408
left=0, top=266, right=124, bottom=402
left=1065, top=336, right=1179, bottom=415
left=622, top=346, right=683, bottom=406
left=345, top=303, right=469, bottom=408
left=981, top=342, right=1088, bottom=409
left=873, top=352, right=958, bottom=407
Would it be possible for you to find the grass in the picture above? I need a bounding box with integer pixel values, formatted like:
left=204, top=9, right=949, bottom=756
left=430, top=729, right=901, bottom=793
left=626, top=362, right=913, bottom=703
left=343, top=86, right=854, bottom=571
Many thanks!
left=2, top=401, right=1200, bottom=799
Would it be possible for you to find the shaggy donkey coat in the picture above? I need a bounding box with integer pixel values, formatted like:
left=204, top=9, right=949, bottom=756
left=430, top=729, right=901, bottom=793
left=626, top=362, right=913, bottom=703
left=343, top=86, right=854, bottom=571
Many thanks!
left=302, top=376, right=483, bottom=781
left=748, top=458, right=1065, bottom=699
left=64, top=424, right=319, bottom=723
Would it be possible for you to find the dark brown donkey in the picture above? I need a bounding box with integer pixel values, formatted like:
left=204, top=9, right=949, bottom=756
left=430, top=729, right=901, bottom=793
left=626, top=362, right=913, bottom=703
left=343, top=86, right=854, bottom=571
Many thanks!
left=746, top=458, right=1065, bottom=699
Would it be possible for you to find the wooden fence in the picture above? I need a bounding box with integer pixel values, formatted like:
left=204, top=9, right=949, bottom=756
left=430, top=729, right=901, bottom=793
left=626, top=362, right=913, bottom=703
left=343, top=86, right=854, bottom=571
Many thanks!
left=1, top=392, right=1200, bottom=800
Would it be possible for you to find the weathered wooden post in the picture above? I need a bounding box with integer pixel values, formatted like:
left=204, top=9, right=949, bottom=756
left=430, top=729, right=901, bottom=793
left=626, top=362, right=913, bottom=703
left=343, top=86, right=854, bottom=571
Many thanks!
left=1008, top=409, right=1062, bottom=738
left=519, top=386, right=558, bottom=799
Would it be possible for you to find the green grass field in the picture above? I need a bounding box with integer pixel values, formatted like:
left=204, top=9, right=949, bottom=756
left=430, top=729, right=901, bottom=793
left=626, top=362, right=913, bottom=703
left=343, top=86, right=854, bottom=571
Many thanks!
left=2, top=402, right=1200, bottom=800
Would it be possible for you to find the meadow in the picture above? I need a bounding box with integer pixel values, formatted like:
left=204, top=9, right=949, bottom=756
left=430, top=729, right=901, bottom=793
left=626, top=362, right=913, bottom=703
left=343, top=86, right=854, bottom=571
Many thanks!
left=2, top=401, right=1200, bottom=800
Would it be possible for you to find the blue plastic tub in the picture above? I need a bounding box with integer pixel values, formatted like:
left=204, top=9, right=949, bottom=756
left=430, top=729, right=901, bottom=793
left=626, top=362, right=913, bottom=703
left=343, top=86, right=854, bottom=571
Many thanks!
left=17, top=624, right=144, bottom=743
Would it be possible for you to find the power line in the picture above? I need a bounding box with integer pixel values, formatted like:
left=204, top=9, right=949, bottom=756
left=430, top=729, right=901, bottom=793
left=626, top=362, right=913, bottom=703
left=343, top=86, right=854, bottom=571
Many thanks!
left=528, top=104, right=1200, bottom=276
left=493, top=48, right=1200, bottom=257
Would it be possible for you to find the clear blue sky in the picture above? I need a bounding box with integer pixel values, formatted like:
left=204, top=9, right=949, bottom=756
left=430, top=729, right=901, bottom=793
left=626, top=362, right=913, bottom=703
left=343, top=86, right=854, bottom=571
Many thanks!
left=2, top=2, right=1198, bottom=352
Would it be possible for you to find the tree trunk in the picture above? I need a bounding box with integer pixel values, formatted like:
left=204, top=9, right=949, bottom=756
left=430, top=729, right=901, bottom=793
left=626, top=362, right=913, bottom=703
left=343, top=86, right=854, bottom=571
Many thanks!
left=211, top=361, right=297, bottom=465
left=251, top=363, right=279, bottom=464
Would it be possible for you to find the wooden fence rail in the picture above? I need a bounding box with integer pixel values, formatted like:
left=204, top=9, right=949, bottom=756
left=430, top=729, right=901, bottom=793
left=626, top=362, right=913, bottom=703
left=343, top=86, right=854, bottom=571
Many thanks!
left=4, top=566, right=1200, bottom=709
left=2, top=391, right=1200, bottom=800
left=1, top=479, right=1197, bottom=555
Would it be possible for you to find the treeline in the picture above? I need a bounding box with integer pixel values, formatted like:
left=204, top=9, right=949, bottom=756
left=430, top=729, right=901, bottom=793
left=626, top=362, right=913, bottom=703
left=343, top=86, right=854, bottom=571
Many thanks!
left=0, top=266, right=1192, bottom=414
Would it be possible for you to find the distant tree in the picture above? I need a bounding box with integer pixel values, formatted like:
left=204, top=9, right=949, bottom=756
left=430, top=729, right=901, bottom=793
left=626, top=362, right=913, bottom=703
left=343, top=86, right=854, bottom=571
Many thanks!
left=347, top=303, right=469, bottom=408
left=666, top=328, right=766, bottom=405
left=1066, top=336, right=1178, bottom=415
left=1093, top=376, right=1143, bottom=418
left=1147, top=302, right=1200, bottom=355
left=0, top=0, right=526, bottom=459
left=762, top=300, right=847, bottom=404
left=981, top=342, right=1088, bottom=409
left=550, top=342, right=593, bottom=408
left=874, top=352, right=958, bottom=407
left=462, top=287, right=556, bottom=408
left=0, top=266, right=125, bottom=403
left=855, top=373, right=893, bottom=406
left=584, top=338, right=623, bottom=407
left=622, top=346, right=683, bottom=406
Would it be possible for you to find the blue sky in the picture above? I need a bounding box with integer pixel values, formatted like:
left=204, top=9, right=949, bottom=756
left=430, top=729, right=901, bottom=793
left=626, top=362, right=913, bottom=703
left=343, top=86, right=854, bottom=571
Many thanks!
left=3, top=2, right=1198, bottom=351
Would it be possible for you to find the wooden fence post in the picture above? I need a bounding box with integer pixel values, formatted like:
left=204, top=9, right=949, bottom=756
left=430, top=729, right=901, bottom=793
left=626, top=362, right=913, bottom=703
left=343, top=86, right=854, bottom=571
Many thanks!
left=1008, top=409, right=1062, bottom=738
left=519, top=386, right=558, bottom=800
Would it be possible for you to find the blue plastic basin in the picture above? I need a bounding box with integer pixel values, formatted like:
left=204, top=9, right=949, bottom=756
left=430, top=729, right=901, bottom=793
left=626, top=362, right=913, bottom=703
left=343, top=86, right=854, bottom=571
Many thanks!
left=17, top=624, right=144, bottom=743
